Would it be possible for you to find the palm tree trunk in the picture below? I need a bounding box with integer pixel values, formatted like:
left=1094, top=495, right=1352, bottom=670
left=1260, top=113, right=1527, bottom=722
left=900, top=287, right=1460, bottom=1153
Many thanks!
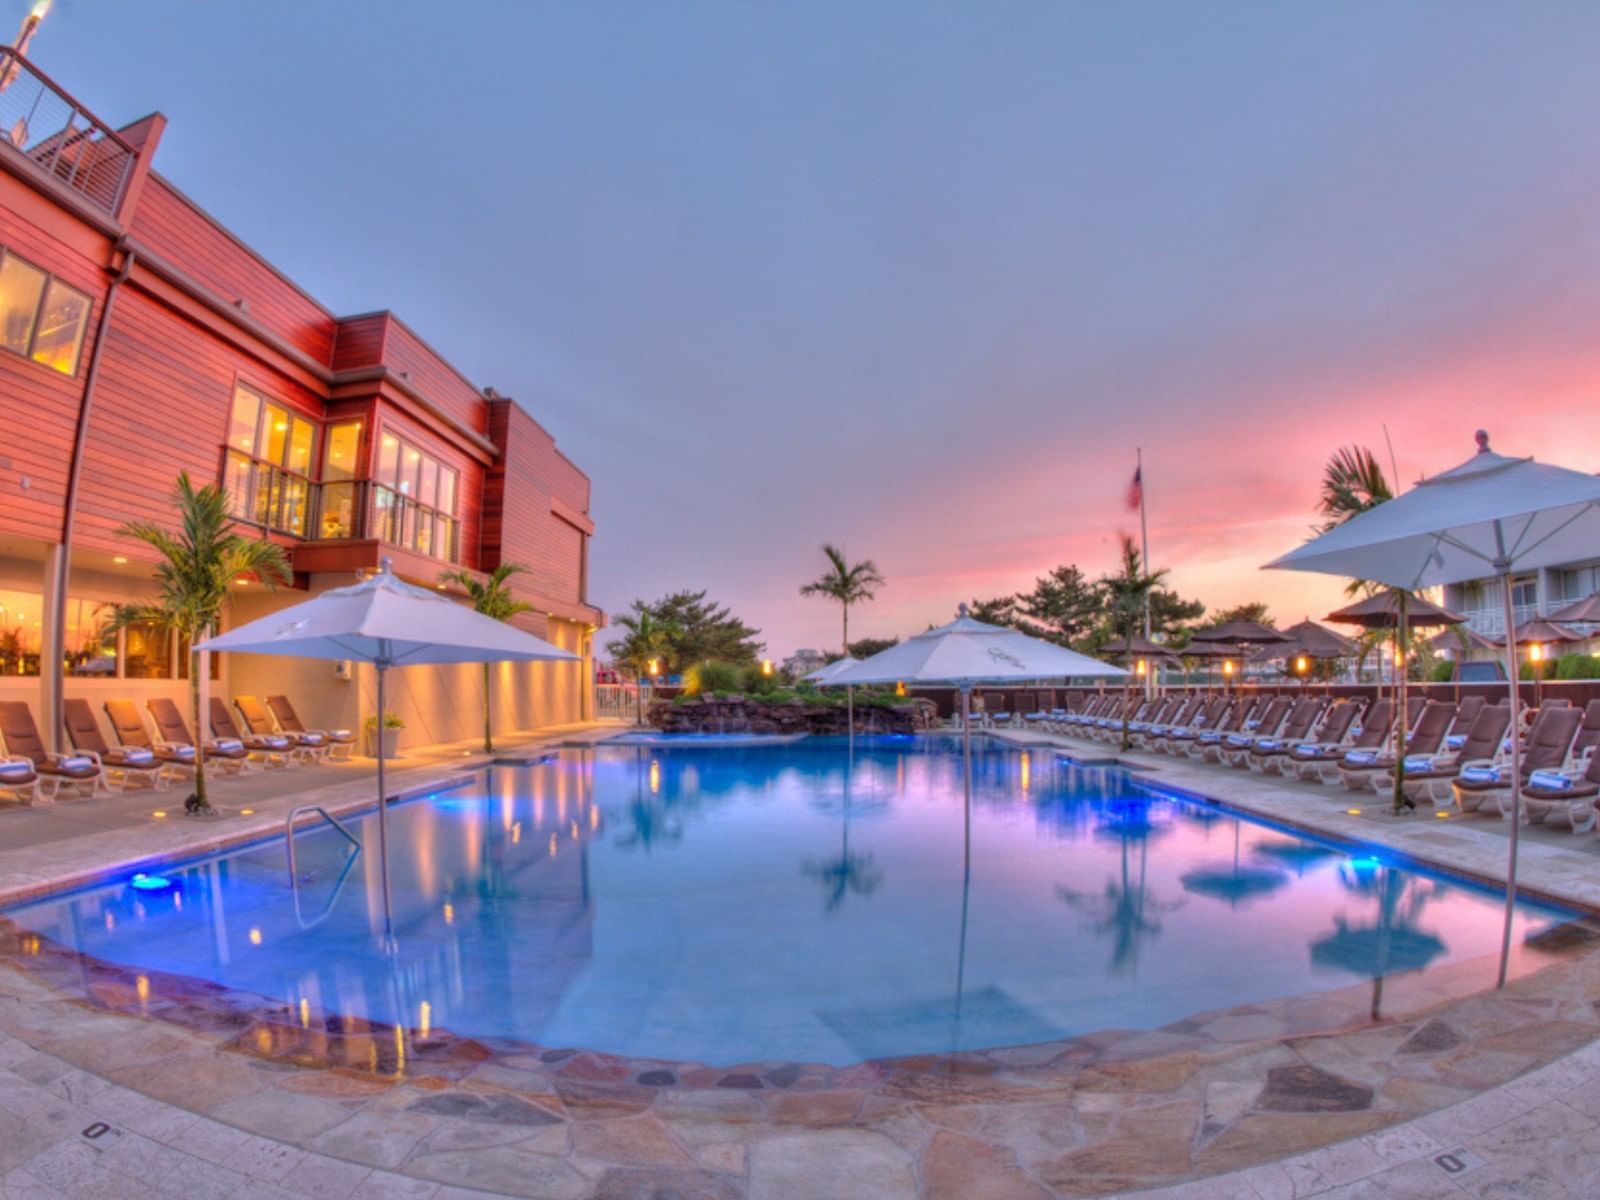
left=483, top=660, right=494, bottom=753
left=1120, top=628, right=1135, bottom=751
left=189, top=656, right=209, bottom=814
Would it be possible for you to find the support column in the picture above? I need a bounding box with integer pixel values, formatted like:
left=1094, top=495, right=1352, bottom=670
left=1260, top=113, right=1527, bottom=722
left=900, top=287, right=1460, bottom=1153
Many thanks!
left=40, top=545, right=66, bottom=754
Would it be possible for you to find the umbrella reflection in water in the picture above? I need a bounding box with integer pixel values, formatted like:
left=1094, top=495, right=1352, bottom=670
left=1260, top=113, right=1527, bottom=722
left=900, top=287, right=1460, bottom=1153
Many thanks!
left=1310, top=861, right=1445, bottom=1021
left=1058, top=793, right=1183, bottom=974
left=1180, top=822, right=1291, bottom=909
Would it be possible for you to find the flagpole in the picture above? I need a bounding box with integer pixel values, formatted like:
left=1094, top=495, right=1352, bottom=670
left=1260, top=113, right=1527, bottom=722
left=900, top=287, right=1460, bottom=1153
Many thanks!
left=1137, top=448, right=1153, bottom=698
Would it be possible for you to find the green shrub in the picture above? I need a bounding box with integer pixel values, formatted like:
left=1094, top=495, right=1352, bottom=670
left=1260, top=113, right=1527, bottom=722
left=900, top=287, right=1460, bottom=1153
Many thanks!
left=1555, top=653, right=1600, bottom=680
left=1429, top=660, right=1454, bottom=683
left=682, top=660, right=749, bottom=696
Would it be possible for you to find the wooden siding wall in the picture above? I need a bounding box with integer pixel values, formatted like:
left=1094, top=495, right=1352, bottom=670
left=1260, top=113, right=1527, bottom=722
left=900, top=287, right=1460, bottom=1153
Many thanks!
left=0, top=196, right=109, bottom=544
left=72, top=288, right=326, bottom=559
left=482, top=399, right=593, bottom=609
left=127, top=179, right=336, bottom=366
left=380, top=317, right=489, bottom=436
left=331, top=312, right=387, bottom=372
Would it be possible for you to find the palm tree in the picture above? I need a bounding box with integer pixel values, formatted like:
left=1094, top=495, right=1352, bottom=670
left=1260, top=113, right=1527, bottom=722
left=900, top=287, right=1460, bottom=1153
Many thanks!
left=609, top=611, right=680, bottom=725
left=1317, top=446, right=1415, bottom=812
left=438, top=562, right=534, bottom=752
left=799, top=544, right=885, bottom=658
left=1101, top=536, right=1167, bottom=751
left=107, top=473, right=290, bottom=815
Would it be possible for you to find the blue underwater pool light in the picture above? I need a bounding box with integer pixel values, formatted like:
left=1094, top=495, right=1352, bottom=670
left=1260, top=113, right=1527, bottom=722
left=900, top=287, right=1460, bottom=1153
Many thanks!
left=130, top=873, right=174, bottom=891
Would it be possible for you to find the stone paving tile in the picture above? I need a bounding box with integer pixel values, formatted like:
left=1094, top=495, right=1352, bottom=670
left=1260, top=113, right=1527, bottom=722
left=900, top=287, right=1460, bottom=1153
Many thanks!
left=279, top=1152, right=375, bottom=1199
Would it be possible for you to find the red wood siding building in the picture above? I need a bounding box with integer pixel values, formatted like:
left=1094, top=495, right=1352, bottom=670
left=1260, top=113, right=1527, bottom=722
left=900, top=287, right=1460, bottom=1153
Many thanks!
left=0, top=49, right=601, bottom=752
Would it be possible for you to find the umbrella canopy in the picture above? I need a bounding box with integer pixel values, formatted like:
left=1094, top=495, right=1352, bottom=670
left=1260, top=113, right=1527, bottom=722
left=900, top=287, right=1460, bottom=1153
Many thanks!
left=1172, top=639, right=1236, bottom=660
left=202, top=563, right=577, bottom=666
left=1426, top=626, right=1499, bottom=654
left=1548, top=592, right=1600, bottom=625
left=1495, top=618, right=1584, bottom=648
left=1108, top=634, right=1180, bottom=662
left=1324, top=591, right=1465, bottom=630
left=1189, top=619, right=1291, bottom=646
left=1275, top=619, right=1357, bottom=660
left=1267, top=436, right=1600, bottom=591
left=824, top=607, right=1126, bottom=687
left=802, top=656, right=860, bottom=684
left=200, top=560, right=577, bottom=948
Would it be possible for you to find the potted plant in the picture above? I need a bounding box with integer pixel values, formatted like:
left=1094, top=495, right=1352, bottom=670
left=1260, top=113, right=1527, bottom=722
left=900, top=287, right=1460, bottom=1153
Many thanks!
left=364, top=711, right=404, bottom=759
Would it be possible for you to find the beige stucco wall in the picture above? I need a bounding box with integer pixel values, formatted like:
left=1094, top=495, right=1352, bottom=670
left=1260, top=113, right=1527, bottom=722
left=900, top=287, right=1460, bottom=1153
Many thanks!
left=222, top=585, right=593, bottom=753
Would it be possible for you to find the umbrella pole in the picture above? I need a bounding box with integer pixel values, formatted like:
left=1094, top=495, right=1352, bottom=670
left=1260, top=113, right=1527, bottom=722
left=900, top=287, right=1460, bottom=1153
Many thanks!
left=1496, top=562, right=1524, bottom=989
left=961, top=683, right=972, bottom=883
left=1392, top=592, right=1410, bottom=815
left=376, top=660, right=396, bottom=952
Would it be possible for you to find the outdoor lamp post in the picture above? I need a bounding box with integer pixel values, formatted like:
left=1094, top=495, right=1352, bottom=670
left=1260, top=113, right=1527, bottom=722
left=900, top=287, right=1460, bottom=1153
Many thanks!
left=1528, top=643, right=1545, bottom=707
left=1223, top=658, right=1235, bottom=695
left=760, top=658, right=774, bottom=677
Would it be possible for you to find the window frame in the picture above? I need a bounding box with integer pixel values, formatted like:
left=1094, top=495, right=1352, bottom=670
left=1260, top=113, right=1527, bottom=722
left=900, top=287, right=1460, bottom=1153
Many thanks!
left=372, top=426, right=460, bottom=563
left=221, top=382, right=320, bottom=538
left=0, top=246, right=93, bottom=377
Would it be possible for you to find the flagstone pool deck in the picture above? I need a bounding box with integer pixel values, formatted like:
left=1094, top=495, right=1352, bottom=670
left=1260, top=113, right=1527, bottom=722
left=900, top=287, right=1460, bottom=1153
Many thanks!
left=0, top=724, right=1597, bottom=1198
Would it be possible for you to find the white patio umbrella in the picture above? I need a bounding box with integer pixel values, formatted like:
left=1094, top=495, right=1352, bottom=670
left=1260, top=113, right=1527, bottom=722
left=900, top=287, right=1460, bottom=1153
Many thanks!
left=803, top=655, right=860, bottom=732
left=823, top=605, right=1125, bottom=841
left=802, top=656, right=860, bottom=683
left=200, top=559, right=578, bottom=947
left=1265, top=431, right=1600, bottom=985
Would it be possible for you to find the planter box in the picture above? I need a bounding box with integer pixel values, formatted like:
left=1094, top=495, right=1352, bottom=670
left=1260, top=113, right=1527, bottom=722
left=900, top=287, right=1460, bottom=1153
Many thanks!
left=364, top=729, right=400, bottom=759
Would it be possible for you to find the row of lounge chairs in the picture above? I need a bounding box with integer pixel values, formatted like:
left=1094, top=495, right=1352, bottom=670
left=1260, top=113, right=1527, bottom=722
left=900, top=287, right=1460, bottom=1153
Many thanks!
left=0, top=695, right=353, bottom=806
left=1045, top=691, right=1600, bottom=833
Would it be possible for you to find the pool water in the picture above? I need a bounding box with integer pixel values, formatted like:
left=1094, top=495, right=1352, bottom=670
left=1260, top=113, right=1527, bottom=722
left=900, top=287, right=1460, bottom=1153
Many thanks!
left=3, top=737, right=1575, bottom=1066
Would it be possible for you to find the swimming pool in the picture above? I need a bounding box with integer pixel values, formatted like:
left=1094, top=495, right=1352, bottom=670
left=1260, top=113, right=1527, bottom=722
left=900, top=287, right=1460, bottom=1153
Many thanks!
left=1, top=736, right=1575, bottom=1067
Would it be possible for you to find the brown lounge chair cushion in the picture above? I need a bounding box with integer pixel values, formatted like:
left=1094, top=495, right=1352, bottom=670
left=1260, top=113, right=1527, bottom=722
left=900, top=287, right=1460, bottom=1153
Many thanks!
left=63, top=699, right=160, bottom=769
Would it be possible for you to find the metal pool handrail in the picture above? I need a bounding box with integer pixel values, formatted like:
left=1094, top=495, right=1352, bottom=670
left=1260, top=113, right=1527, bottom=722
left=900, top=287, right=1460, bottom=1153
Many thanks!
left=285, top=804, right=361, bottom=882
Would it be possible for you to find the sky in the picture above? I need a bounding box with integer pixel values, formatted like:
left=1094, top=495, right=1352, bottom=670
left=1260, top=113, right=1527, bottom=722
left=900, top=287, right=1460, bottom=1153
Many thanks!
left=29, top=2, right=1600, bottom=658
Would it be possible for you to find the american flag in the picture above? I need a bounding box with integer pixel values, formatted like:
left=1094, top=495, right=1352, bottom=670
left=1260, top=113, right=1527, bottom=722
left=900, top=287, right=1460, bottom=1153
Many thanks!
left=1126, top=465, right=1143, bottom=512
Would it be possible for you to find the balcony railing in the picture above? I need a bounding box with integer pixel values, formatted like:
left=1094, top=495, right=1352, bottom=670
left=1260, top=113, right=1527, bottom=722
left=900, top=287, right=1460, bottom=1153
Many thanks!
left=1460, top=604, right=1540, bottom=638
left=222, top=453, right=459, bottom=564
left=0, top=48, right=136, bottom=215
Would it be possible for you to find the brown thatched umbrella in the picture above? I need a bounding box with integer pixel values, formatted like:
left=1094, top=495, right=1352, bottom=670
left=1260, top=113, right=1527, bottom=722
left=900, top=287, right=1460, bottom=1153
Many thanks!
left=1549, top=592, right=1600, bottom=625
left=1190, top=620, right=1290, bottom=694
left=1426, top=626, right=1499, bottom=654
left=1258, top=619, right=1356, bottom=688
left=1495, top=618, right=1584, bottom=708
left=1327, top=592, right=1464, bottom=815
left=1111, top=634, right=1180, bottom=663
left=1493, top=618, right=1584, bottom=648
left=1324, top=592, right=1465, bottom=630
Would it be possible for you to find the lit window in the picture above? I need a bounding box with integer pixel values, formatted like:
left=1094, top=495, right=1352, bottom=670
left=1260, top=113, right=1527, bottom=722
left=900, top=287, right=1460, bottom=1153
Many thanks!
left=222, top=385, right=317, bottom=536
left=0, top=252, right=46, bottom=354
left=30, top=280, right=91, bottom=374
left=0, top=248, right=91, bottom=375
left=372, top=429, right=459, bottom=562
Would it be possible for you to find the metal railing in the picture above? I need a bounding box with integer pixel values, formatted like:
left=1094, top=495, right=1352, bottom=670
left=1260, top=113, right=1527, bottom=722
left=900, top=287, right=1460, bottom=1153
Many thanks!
left=596, top=683, right=643, bottom=721
left=1460, top=604, right=1540, bottom=637
left=0, top=48, right=136, bottom=215
left=285, top=804, right=360, bottom=881
left=221, top=453, right=461, bottom=564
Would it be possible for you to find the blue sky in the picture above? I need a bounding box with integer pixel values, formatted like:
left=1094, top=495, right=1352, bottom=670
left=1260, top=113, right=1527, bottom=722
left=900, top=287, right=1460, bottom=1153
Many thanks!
left=31, top=1, right=1600, bottom=655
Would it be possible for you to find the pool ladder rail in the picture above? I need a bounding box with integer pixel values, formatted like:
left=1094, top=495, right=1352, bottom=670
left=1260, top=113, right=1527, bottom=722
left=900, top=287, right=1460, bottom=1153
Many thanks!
left=285, top=805, right=362, bottom=929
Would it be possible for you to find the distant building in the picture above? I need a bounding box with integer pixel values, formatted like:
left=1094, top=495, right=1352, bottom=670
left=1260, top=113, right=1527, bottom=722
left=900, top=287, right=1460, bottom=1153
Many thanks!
left=1442, top=557, right=1600, bottom=651
left=783, top=649, right=829, bottom=678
